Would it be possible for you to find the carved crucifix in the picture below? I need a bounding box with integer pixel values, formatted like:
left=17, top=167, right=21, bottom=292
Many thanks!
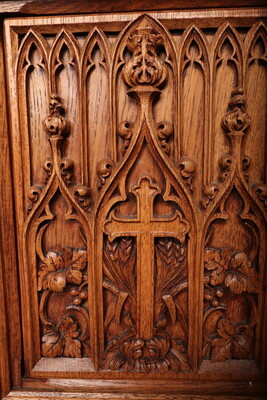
left=103, top=176, right=189, bottom=340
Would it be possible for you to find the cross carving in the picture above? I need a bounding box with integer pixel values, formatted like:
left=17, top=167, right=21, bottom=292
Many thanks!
left=103, top=176, right=190, bottom=339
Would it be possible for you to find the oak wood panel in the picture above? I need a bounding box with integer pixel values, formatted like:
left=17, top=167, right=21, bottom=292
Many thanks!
left=1, top=5, right=267, bottom=400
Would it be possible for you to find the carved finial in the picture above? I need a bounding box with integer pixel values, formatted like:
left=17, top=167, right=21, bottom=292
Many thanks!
left=43, top=93, right=69, bottom=138
left=122, top=21, right=167, bottom=88
left=221, top=87, right=251, bottom=135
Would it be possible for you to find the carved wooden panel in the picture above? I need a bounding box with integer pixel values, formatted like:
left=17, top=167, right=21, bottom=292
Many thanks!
left=4, top=9, right=267, bottom=386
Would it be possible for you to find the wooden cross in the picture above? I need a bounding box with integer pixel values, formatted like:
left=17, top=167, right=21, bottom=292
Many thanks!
left=103, top=176, right=189, bottom=339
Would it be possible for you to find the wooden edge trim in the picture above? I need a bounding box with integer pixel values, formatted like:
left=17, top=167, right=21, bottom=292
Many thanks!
left=0, top=0, right=266, bottom=16
left=2, top=391, right=267, bottom=400
left=0, top=22, right=22, bottom=395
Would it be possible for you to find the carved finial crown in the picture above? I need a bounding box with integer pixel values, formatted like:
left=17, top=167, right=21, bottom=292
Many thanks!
left=122, top=19, right=168, bottom=88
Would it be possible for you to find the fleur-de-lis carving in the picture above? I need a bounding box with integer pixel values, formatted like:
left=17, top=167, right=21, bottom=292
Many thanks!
left=122, top=20, right=167, bottom=88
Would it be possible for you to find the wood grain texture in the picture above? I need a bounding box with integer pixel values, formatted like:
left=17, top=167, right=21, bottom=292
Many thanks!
left=1, top=5, right=267, bottom=400
left=2, top=391, right=267, bottom=400
left=0, top=0, right=267, bottom=15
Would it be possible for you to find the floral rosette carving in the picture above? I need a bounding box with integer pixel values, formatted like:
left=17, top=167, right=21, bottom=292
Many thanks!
left=38, top=247, right=89, bottom=358
left=203, top=246, right=258, bottom=362
left=122, top=21, right=168, bottom=88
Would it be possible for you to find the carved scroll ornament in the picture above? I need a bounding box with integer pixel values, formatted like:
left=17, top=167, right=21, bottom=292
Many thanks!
left=38, top=247, right=89, bottom=358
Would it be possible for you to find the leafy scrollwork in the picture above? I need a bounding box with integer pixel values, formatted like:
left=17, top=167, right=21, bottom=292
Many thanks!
left=203, top=246, right=258, bottom=362
left=38, top=247, right=89, bottom=358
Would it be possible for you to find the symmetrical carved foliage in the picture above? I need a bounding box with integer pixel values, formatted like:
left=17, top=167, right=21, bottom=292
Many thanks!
left=6, top=13, right=267, bottom=378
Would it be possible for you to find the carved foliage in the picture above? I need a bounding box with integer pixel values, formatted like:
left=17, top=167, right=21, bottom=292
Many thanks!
left=154, top=238, right=190, bottom=370
left=38, top=247, right=88, bottom=358
left=102, top=235, right=190, bottom=372
left=42, top=316, right=82, bottom=358
left=38, top=248, right=87, bottom=293
left=204, top=247, right=258, bottom=297
left=203, top=190, right=260, bottom=363
left=25, top=94, right=91, bottom=360
left=203, top=246, right=258, bottom=362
